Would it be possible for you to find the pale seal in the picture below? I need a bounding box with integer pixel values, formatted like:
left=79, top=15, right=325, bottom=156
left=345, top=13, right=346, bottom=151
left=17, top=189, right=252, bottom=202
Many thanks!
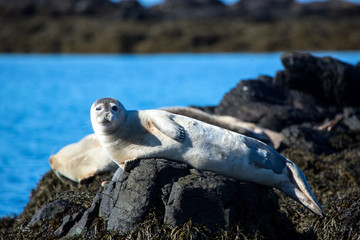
left=49, top=107, right=279, bottom=183
left=91, top=98, right=325, bottom=216
left=49, top=134, right=117, bottom=183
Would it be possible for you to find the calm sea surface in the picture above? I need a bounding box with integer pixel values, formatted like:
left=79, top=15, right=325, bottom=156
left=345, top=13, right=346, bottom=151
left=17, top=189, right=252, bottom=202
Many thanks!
left=0, top=52, right=359, bottom=217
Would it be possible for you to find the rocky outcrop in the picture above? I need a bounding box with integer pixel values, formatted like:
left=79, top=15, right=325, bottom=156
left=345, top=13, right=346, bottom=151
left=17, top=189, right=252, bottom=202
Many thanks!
left=1, top=0, right=359, bottom=20
left=0, top=0, right=146, bottom=19
left=293, top=0, right=360, bottom=18
left=59, top=158, right=277, bottom=236
left=150, top=0, right=226, bottom=19
left=9, top=158, right=280, bottom=238
left=230, top=0, right=295, bottom=21
left=274, top=52, right=360, bottom=108
left=215, top=52, right=360, bottom=131
left=0, top=0, right=116, bottom=16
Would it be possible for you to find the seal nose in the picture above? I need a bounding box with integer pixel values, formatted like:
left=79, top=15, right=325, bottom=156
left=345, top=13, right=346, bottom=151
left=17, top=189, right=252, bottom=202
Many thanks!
left=105, top=112, right=112, bottom=121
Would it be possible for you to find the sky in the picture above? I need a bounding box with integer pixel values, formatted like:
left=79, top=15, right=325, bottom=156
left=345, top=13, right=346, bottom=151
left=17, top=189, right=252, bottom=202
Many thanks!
left=131, top=0, right=360, bottom=7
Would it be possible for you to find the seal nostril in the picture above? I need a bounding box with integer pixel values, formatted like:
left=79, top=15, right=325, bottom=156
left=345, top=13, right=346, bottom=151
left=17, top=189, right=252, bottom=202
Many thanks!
left=104, top=112, right=112, bottom=121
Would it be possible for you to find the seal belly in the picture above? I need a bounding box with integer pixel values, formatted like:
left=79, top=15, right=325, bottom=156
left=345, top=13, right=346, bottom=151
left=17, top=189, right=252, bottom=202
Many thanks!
left=173, top=115, right=250, bottom=173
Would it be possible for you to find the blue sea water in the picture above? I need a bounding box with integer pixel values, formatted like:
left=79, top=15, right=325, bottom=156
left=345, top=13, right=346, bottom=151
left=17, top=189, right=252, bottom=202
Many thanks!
left=0, top=52, right=359, bottom=217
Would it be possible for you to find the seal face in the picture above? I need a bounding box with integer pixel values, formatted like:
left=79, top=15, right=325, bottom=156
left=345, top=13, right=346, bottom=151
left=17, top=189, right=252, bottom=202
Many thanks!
left=91, top=98, right=126, bottom=135
left=91, top=98, right=325, bottom=216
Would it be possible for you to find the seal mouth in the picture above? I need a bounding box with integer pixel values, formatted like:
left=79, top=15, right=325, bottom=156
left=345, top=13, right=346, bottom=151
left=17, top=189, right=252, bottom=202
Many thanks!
left=99, top=120, right=112, bottom=126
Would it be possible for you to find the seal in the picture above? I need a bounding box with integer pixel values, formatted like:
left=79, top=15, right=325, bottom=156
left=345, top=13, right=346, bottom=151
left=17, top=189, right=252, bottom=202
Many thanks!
left=49, top=134, right=117, bottom=183
left=49, top=107, right=279, bottom=183
left=91, top=98, right=325, bottom=216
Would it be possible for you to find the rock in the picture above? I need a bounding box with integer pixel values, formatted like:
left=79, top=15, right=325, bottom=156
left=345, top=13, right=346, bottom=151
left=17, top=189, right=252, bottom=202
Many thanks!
left=150, top=0, right=226, bottom=19
left=0, top=0, right=145, bottom=18
left=342, top=107, right=360, bottom=131
left=294, top=1, right=360, bottom=18
left=101, top=159, right=189, bottom=233
left=27, top=199, right=70, bottom=227
left=164, top=169, right=278, bottom=231
left=215, top=77, right=334, bottom=131
left=281, top=125, right=332, bottom=154
left=65, top=158, right=280, bottom=236
left=230, top=0, right=295, bottom=21
left=66, top=194, right=101, bottom=237
left=273, top=52, right=360, bottom=108
left=67, top=159, right=189, bottom=236
left=115, top=0, right=147, bottom=20
left=215, top=52, right=360, bottom=131
left=54, top=212, right=82, bottom=236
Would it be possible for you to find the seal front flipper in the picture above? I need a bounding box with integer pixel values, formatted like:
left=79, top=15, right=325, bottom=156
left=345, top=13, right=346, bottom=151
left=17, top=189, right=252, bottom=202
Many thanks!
left=148, top=110, right=186, bottom=142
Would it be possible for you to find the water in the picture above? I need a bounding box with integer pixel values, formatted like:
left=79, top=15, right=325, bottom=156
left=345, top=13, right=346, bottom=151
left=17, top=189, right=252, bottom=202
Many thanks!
left=0, top=52, right=359, bottom=217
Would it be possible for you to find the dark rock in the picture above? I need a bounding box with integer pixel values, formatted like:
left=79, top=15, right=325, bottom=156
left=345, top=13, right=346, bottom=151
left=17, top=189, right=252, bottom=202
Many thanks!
left=230, top=0, right=295, bottom=21
left=100, top=159, right=189, bottom=233
left=150, top=0, right=226, bottom=19
left=215, top=78, right=334, bottom=131
left=0, top=0, right=146, bottom=18
left=67, top=194, right=101, bottom=237
left=293, top=1, right=360, bottom=18
left=164, top=169, right=278, bottom=231
left=215, top=52, right=360, bottom=131
left=342, top=107, right=360, bottom=131
left=274, top=52, right=360, bottom=108
left=115, top=0, right=147, bottom=20
left=281, top=125, right=332, bottom=154
left=64, top=158, right=281, bottom=236
left=27, top=199, right=70, bottom=227
left=54, top=212, right=82, bottom=236
left=67, top=159, right=190, bottom=237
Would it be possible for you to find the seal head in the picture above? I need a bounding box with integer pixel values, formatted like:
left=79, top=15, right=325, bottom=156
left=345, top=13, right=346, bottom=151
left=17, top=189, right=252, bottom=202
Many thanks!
left=91, top=98, right=127, bottom=135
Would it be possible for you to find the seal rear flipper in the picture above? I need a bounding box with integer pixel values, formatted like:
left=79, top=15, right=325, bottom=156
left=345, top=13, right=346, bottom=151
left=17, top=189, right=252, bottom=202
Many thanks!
left=281, top=160, right=326, bottom=217
left=148, top=110, right=186, bottom=142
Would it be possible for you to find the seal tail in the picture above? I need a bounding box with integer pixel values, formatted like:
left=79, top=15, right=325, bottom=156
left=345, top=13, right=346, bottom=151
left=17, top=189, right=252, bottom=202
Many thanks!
left=280, top=159, right=326, bottom=217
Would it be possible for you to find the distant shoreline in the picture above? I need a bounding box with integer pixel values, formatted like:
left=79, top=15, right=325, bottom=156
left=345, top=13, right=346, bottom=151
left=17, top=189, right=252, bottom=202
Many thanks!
left=1, top=16, right=360, bottom=53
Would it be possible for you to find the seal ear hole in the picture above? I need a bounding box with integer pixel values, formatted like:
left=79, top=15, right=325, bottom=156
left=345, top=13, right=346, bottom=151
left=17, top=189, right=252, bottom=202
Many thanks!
left=112, top=106, right=118, bottom=111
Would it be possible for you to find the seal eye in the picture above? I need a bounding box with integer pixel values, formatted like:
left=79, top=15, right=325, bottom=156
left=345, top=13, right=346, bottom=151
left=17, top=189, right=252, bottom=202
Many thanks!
left=112, top=106, right=118, bottom=111
left=96, top=106, right=102, bottom=111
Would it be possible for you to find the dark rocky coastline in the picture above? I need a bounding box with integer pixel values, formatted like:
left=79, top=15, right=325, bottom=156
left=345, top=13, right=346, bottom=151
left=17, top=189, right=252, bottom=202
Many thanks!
left=1, top=52, right=360, bottom=239
left=0, top=0, right=360, bottom=53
